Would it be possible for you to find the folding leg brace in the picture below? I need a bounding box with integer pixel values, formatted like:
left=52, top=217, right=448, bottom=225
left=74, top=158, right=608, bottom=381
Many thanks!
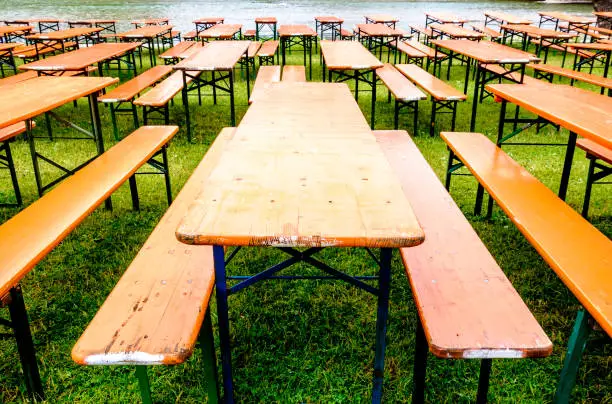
left=391, top=95, right=419, bottom=133
left=430, top=98, right=458, bottom=137
left=0, top=140, right=22, bottom=206
left=581, top=154, right=612, bottom=218
left=134, top=309, right=219, bottom=404
left=128, top=145, right=173, bottom=209
left=411, top=320, right=492, bottom=403
left=1, top=286, right=44, bottom=401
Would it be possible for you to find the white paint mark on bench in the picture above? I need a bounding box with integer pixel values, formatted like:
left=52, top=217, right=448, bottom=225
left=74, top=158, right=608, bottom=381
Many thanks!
left=463, top=349, right=524, bottom=359
left=85, top=352, right=165, bottom=365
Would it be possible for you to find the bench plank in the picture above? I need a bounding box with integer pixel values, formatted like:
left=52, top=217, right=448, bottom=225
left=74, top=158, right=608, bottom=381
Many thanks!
left=528, top=62, right=612, bottom=90
left=72, top=127, right=234, bottom=365
left=99, top=65, right=173, bottom=103
left=249, top=65, right=281, bottom=104
left=0, top=126, right=178, bottom=300
left=376, top=64, right=426, bottom=101
left=256, top=40, right=279, bottom=57
left=133, top=70, right=200, bottom=107
left=441, top=132, right=612, bottom=337
left=396, top=64, right=466, bottom=100
left=281, top=65, right=306, bottom=82
left=376, top=130, right=552, bottom=358
left=159, top=41, right=195, bottom=60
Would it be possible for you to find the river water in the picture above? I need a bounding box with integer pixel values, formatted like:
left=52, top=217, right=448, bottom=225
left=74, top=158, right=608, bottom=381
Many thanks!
left=0, top=0, right=594, bottom=34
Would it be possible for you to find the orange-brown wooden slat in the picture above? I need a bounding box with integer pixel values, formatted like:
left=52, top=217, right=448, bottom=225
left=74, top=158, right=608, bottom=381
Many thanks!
left=99, top=65, right=173, bottom=103
left=395, top=64, right=467, bottom=101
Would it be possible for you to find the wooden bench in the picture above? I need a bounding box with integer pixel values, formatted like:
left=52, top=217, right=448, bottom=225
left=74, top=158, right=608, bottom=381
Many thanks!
left=183, top=30, right=198, bottom=41
left=256, top=40, right=279, bottom=65
left=404, top=39, right=445, bottom=70
left=243, top=29, right=256, bottom=39
left=133, top=70, right=201, bottom=126
left=470, top=24, right=502, bottom=41
left=159, top=41, right=196, bottom=65
left=395, top=64, right=466, bottom=136
left=0, top=125, right=177, bottom=400
left=281, top=65, right=306, bottom=82
left=375, top=129, right=552, bottom=402
left=99, top=65, right=173, bottom=139
left=442, top=131, right=612, bottom=404
left=395, top=40, right=427, bottom=66
left=72, top=127, right=235, bottom=403
left=376, top=64, right=426, bottom=131
left=528, top=62, right=612, bottom=95
left=249, top=65, right=281, bottom=104
left=529, top=40, right=595, bottom=68
left=576, top=138, right=612, bottom=218
left=0, top=70, right=38, bottom=86
left=0, top=121, right=35, bottom=206
left=241, top=41, right=262, bottom=78
left=340, top=28, right=355, bottom=40
left=409, top=25, right=433, bottom=43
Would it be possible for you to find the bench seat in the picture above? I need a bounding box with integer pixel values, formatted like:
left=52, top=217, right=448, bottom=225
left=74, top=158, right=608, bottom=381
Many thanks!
left=395, top=41, right=427, bottom=65
left=256, top=40, right=279, bottom=65
left=442, top=131, right=612, bottom=403
left=0, top=125, right=178, bottom=400
left=249, top=65, right=281, bottom=104
left=340, top=28, right=355, bottom=39
left=0, top=121, right=36, bottom=206
left=159, top=41, right=196, bottom=63
left=281, top=65, right=306, bottom=82
left=409, top=25, right=433, bottom=42
left=470, top=24, right=502, bottom=40
left=0, top=71, right=38, bottom=86
left=576, top=138, right=612, bottom=218
left=182, top=30, right=198, bottom=41
left=376, top=129, right=552, bottom=401
left=528, top=62, right=612, bottom=92
left=99, top=65, right=173, bottom=103
left=72, top=128, right=235, bottom=402
left=376, top=64, right=426, bottom=131
left=482, top=64, right=545, bottom=86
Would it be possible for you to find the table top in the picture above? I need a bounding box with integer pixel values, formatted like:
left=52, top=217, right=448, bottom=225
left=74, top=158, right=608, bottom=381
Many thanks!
left=176, top=82, right=425, bottom=247
left=117, top=25, right=172, bottom=39
left=429, top=23, right=484, bottom=39
left=364, top=14, right=399, bottom=23
left=68, top=19, right=117, bottom=24
left=278, top=24, right=317, bottom=37
left=566, top=41, right=612, bottom=51
left=194, top=17, right=225, bottom=24
left=594, top=11, right=612, bottom=18
left=0, top=76, right=118, bottom=130
left=0, top=43, right=21, bottom=52
left=487, top=83, right=612, bottom=150
left=173, top=40, right=250, bottom=71
left=5, top=18, right=60, bottom=24
left=538, top=12, right=595, bottom=24
left=315, top=16, right=344, bottom=23
left=255, top=17, right=277, bottom=23
left=356, top=24, right=403, bottom=37
left=502, top=24, right=577, bottom=39
left=484, top=11, right=532, bottom=25
left=27, top=27, right=103, bottom=40
left=425, top=12, right=468, bottom=24
left=430, top=39, right=540, bottom=63
left=19, top=42, right=142, bottom=71
left=320, top=40, right=383, bottom=70
left=0, top=25, right=34, bottom=35
left=198, top=24, right=242, bottom=39
left=131, top=18, right=169, bottom=25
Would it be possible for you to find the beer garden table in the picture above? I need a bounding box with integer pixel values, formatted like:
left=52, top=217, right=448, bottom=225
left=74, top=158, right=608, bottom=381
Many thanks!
left=0, top=76, right=117, bottom=198
left=429, top=39, right=539, bottom=131
left=27, top=27, right=103, bottom=57
left=429, top=23, right=485, bottom=40
left=175, top=81, right=425, bottom=403
left=315, top=16, right=344, bottom=40
left=278, top=24, right=317, bottom=80
left=173, top=40, right=251, bottom=138
left=194, top=17, right=225, bottom=35
left=594, top=11, right=612, bottom=27
left=538, top=12, right=595, bottom=32
left=355, top=24, right=402, bottom=62
left=19, top=42, right=141, bottom=77
left=0, top=43, right=20, bottom=76
left=130, top=18, right=170, bottom=28
left=425, top=12, right=468, bottom=27
left=0, top=25, right=34, bottom=43
left=67, top=19, right=117, bottom=35
left=116, top=25, right=173, bottom=66
left=486, top=82, right=612, bottom=200
left=484, top=11, right=532, bottom=27
left=255, top=17, right=278, bottom=40
left=320, top=40, right=383, bottom=129
left=364, top=14, right=399, bottom=28
left=566, top=41, right=612, bottom=78
left=198, top=24, right=242, bottom=41
left=501, top=24, right=576, bottom=62
left=4, top=18, right=60, bottom=33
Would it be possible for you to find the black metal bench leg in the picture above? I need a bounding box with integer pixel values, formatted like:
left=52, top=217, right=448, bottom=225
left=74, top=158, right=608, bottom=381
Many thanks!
left=413, top=102, right=419, bottom=135
left=8, top=286, right=44, bottom=401
left=2, top=141, right=22, bottom=206
left=474, top=184, right=485, bottom=216
left=129, top=175, right=140, bottom=211
left=476, top=359, right=492, bottom=404
left=412, top=320, right=428, bottom=404
left=394, top=100, right=399, bottom=130
left=581, top=157, right=596, bottom=218
left=430, top=99, right=436, bottom=137
left=162, top=146, right=172, bottom=206
left=135, top=366, right=152, bottom=404
left=200, top=308, right=220, bottom=403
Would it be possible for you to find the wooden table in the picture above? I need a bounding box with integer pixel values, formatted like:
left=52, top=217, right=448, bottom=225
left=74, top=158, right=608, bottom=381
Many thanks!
left=255, top=17, right=277, bottom=40
left=4, top=18, right=61, bottom=33
left=117, top=25, right=173, bottom=66
left=0, top=43, right=19, bottom=76
left=278, top=25, right=317, bottom=80
left=315, top=16, right=344, bottom=40
left=193, top=17, right=225, bottom=35
left=0, top=76, right=117, bottom=197
left=501, top=24, right=576, bottom=62
left=320, top=40, right=383, bottom=128
left=594, top=11, right=612, bottom=27
left=67, top=19, right=117, bottom=35
left=175, top=82, right=424, bottom=403
left=0, top=25, right=34, bottom=43
left=131, top=18, right=169, bottom=28
left=538, top=12, right=594, bottom=32
left=19, top=42, right=141, bottom=77
left=429, top=23, right=485, bottom=40
left=430, top=39, right=539, bottom=131
left=486, top=82, right=612, bottom=200
left=173, top=40, right=251, bottom=137
left=27, top=27, right=103, bottom=57
left=355, top=24, right=403, bottom=63
left=484, top=11, right=532, bottom=27
left=566, top=42, right=612, bottom=78
left=198, top=24, right=242, bottom=41
left=364, top=14, right=399, bottom=28
left=425, top=12, right=468, bottom=27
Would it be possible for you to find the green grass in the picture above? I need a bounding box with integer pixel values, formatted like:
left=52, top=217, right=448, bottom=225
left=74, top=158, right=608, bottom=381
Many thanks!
left=0, top=42, right=610, bottom=403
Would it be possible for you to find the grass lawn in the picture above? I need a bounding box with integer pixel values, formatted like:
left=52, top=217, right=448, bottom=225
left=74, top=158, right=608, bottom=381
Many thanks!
left=0, top=40, right=610, bottom=403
